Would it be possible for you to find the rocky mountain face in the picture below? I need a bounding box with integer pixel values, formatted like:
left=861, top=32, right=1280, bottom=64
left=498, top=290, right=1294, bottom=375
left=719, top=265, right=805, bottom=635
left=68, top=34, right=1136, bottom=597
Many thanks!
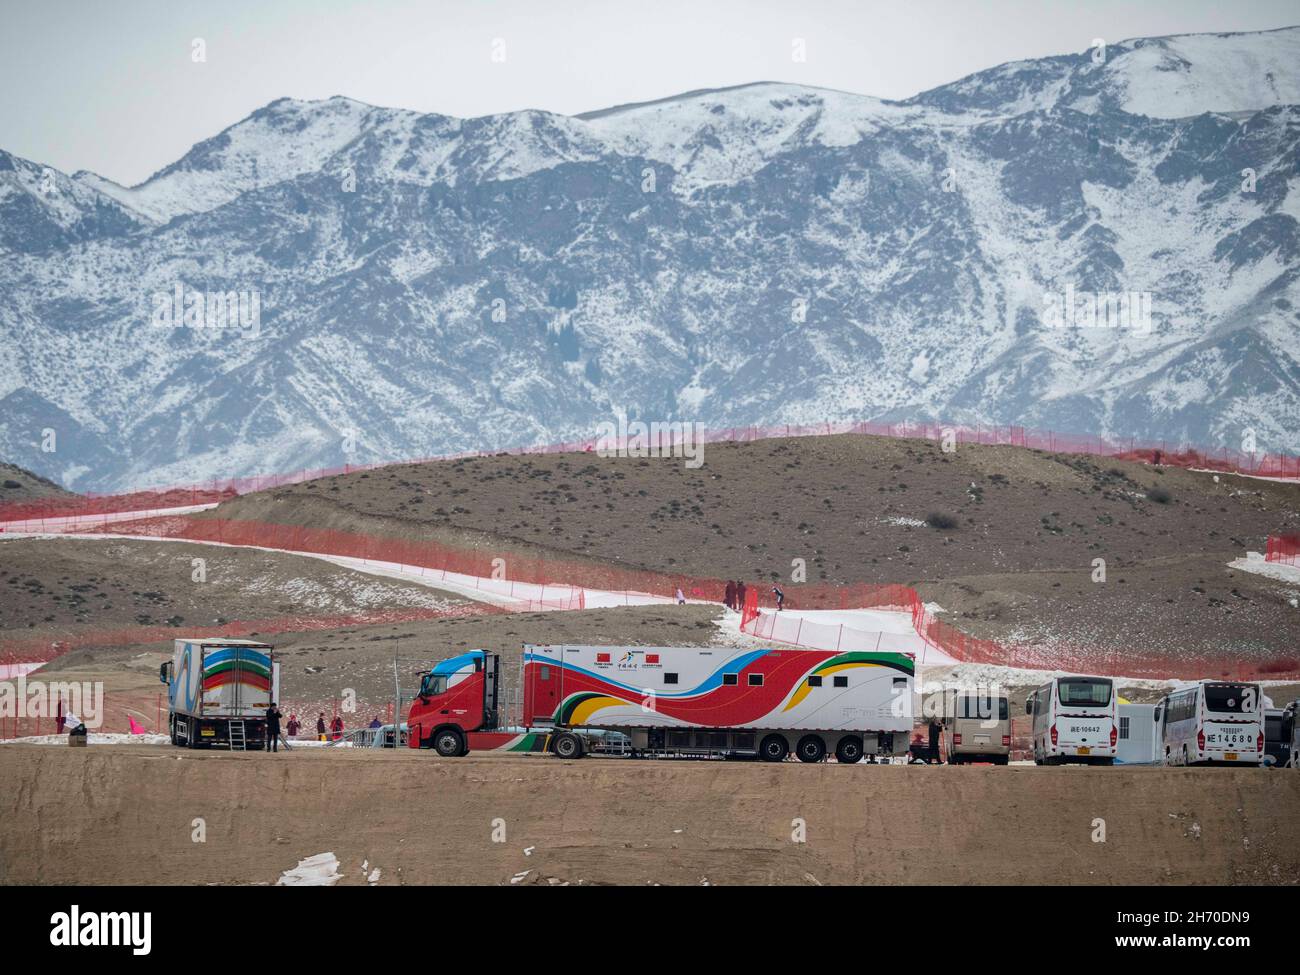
left=1, top=27, right=1297, bottom=491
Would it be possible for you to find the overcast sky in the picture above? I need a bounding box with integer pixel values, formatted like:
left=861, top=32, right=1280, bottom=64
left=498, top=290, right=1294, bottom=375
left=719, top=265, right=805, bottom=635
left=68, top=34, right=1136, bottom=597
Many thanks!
left=3, top=0, right=1297, bottom=186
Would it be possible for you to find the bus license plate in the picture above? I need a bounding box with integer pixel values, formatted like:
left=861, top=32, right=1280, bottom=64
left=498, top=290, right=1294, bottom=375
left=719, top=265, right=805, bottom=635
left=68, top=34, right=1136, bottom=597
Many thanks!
left=1224, top=752, right=1237, bottom=761
left=201, top=728, right=216, bottom=737
left=1076, top=746, right=1090, bottom=755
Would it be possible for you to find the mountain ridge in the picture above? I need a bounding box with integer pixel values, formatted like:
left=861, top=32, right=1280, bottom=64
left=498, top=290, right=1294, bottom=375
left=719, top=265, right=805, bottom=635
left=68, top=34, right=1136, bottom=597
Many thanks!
left=2, top=26, right=1297, bottom=491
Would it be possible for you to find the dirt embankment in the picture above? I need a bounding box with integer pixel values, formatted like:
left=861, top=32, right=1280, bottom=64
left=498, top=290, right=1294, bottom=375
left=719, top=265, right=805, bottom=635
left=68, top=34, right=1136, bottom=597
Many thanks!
left=2, top=746, right=1297, bottom=886
left=199, top=435, right=1300, bottom=661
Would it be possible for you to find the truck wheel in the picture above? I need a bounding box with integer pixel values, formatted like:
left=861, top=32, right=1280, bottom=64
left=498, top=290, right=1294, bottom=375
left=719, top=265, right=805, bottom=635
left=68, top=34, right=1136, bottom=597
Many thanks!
left=433, top=728, right=465, bottom=757
left=795, top=735, right=826, bottom=763
left=759, top=734, right=789, bottom=762
left=553, top=732, right=584, bottom=759
left=834, top=736, right=863, bottom=764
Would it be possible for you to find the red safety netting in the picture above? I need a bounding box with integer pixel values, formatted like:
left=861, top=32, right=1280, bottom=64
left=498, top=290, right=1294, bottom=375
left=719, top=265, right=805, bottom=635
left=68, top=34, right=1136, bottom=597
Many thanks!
left=3, top=419, right=1294, bottom=527
left=1266, top=534, right=1300, bottom=566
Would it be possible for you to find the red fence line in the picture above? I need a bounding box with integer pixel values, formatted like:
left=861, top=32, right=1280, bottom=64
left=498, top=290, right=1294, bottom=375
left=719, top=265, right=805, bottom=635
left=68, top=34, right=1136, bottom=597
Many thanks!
left=4, top=420, right=1296, bottom=525
left=1265, top=534, right=1300, bottom=566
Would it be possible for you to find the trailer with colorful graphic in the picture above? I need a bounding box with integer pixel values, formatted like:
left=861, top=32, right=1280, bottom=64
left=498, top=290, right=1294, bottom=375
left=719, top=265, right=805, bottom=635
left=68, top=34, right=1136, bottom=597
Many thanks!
left=406, top=645, right=914, bottom=762
left=159, top=638, right=280, bottom=749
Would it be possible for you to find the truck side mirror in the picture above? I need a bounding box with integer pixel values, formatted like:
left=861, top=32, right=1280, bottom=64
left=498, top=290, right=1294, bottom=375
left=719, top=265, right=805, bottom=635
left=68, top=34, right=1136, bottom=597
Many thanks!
left=159, top=662, right=171, bottom=684
left=1024, top=699, right=1033, bottom=715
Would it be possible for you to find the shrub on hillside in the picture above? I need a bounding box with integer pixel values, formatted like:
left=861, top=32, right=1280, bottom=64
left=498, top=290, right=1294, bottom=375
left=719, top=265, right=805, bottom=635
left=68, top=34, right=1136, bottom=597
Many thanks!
left=926, top=512, right=959, bottom=530
left=1146, top=487, right=1173, bottom=504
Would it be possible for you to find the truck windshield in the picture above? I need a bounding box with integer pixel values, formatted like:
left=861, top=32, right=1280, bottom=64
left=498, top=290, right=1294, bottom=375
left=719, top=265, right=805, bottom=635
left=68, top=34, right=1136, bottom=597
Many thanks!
left=1204, top=684, right=1254, bottom=715
left=1058, top=679, right=1111, bottom=708
left=421, top=674, right=449, bottom=696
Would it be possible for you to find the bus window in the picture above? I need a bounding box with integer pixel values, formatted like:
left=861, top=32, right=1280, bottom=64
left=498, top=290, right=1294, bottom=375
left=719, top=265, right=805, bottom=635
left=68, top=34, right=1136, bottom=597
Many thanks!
left=1204, top=684, right=1252, bottom=714
left=958, top=695, right=1009, bottom=721
left=1058, top=678, right=1112, bottom=708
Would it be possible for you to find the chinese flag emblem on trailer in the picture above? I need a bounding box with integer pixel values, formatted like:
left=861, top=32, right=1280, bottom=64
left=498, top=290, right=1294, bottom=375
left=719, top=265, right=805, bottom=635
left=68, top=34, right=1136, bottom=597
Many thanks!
left=646, top=653, right=660, bottom=664
left=596, top=652, right=611, bottom=663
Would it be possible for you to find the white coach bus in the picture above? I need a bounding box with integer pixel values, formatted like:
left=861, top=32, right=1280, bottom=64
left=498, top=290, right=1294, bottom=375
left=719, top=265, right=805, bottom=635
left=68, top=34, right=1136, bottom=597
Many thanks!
left=1026, top=675, right=1117, bottom=765
left=1157, top=680, right=1264, bottom=767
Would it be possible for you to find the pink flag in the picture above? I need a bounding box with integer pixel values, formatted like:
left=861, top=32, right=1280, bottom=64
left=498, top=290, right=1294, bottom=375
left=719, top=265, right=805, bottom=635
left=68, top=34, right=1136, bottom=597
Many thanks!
left=128, top=716, right=145, bottom=735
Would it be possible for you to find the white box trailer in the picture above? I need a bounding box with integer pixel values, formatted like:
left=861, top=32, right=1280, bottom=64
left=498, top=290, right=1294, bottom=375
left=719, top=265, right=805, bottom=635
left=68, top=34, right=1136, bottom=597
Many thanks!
left=160, top=638, right=280, bottom=749
left=1116, top=703, right=1160, bottom=765
left=520, top=644, right=914, bottom=762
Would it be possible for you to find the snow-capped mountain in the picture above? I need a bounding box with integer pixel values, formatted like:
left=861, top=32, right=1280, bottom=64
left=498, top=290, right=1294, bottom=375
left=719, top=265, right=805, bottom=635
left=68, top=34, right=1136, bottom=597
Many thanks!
left=2, top=27, right=1298, bottom=491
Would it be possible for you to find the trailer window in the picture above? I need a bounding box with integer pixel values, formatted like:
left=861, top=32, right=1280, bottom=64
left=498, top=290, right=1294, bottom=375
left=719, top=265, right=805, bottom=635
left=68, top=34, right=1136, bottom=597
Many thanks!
left=1119, top=716, right=1130, bottom=740
left=723, top=673, right=738, bottom=686
left=807, top=676, right=822, bottom=687
left=1058, top=679, right=1111, bottom=708
left=748, top=674, right=763, bottom=686
left=539, top=666, right=551, bottom=681
left=664, top=673, right=679, bottom=685
left=1204, top=684, right=1253, bottom=714
left=833, top=675, right=848, bottom=688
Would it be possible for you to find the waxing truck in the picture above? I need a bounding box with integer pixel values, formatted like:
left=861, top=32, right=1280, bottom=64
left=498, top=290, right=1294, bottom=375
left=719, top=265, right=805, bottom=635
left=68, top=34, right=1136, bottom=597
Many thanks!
left=407, top=644, right=914, bottom=762
left=159, top=638, right=280, bottom=749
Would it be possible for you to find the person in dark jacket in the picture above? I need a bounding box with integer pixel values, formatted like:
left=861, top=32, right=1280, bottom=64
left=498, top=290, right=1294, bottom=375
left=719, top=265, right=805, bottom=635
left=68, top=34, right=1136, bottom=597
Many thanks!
left=736, top=581, right=748, bottom=610
left=724, top=580, right=736, bottom=609
left=286, top=713, right=300, bottom=738
left=928, top=716, right=943, bottom=765
left=316, top=713, right=327, bottom=741
left=772, top=585, right=785, bottom=611
left=265, top=703, right=282, bottom=752
left=330, top=714, right=344, bottom=740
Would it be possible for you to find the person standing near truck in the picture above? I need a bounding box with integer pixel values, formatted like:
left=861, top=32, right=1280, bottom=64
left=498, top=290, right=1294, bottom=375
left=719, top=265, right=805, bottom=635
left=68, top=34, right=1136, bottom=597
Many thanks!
left=264, top=703, right=282, bottom=752
left=286, top=713, right=300, bottom=738
left=928, top=715, right=944, bottom=765
left=330, top=714, right=344, bottom=740
left=316, top=713, right=327, bottom=741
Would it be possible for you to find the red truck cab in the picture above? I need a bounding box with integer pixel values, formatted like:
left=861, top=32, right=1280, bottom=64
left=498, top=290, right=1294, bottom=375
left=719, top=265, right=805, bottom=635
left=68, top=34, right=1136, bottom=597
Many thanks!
left=407, top=650, right=500, bottom=755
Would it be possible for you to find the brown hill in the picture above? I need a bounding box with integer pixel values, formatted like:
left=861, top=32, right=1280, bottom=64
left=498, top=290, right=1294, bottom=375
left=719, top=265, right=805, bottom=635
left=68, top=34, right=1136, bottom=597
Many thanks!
left=202, top=433, right=1300, bottom=663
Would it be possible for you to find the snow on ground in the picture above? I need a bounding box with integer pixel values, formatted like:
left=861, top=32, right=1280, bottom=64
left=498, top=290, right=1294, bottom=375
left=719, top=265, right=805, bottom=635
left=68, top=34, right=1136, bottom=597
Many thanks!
left=716, top=604, right=959, bottom=665
left=0, top=661, right=45, bottom=679
left=0, top=732, right=170, bottom=746
left=0, top=503, right=218, bottom=534
left=276, top=852, right=343, bottom=887
left=1229, top=552, right=1300, bottom=591
left=1190, top=469, right=1300, bottom=485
